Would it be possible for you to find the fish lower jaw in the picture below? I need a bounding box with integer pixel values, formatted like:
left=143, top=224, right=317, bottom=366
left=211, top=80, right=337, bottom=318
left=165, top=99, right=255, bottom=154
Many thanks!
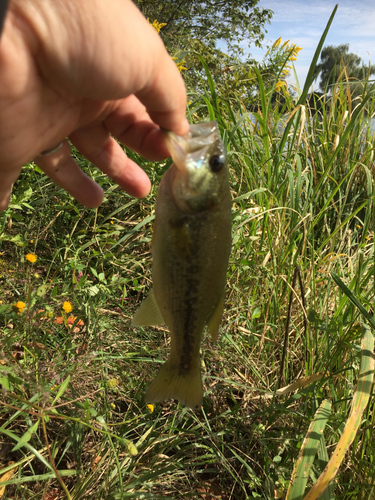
left=145, top=359, right=203, bottom=410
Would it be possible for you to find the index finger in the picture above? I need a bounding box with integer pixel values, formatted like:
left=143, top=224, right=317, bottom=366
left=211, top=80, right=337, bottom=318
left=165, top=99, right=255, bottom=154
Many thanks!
left=135, top=55, right=190, bottom=136
left=25, top=0, right=190, bottom=136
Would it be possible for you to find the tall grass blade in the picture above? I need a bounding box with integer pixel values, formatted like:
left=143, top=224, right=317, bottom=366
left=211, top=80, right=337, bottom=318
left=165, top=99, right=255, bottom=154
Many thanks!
left=316, top=435, right=335, bottom=500
left=331, top=273, right=375, bottom=329
left=0, top=469, right=76, bottom=487
left=278, top=4, right=338, bottom=156
left=286, top=399, right=331, bottom=500
left=303, top=325, right=374, bottom=499
left=299, top=4, right=338, bottom=100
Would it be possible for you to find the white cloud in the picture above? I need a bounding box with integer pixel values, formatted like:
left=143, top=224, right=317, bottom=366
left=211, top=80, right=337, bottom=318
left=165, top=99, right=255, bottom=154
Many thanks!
left=259, top=0, right=335, bottom=24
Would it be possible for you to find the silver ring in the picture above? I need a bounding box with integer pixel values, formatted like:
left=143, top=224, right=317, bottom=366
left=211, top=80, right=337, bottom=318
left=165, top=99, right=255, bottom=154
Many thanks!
left=39, top=141, right=65, bottom=156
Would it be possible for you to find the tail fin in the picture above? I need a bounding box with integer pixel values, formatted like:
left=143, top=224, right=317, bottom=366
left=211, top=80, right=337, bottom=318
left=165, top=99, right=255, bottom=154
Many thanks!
left=145, top=359, right=203, bottom=410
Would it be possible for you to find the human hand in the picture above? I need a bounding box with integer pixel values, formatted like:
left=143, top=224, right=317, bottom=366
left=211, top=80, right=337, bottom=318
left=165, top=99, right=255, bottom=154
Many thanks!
left=0, top=0, right=189, bottom=210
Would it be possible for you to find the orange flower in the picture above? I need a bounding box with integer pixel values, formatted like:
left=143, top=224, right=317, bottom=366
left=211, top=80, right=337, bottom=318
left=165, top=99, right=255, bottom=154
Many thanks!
left=13, top=301, right=26, bottom=313
left=26, top=253, right=37, bottom=263
left=62, top=301, right=73, bottom=313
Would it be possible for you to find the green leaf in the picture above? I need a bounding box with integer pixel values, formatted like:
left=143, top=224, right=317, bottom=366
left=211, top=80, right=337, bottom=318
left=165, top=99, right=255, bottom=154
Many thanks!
left=90, top=267, right=98, bottom=278
left=251, top=308, right=261, bottom=319
left=0, top=234, right=25, bottom=246
left=0, top=427, right=52, bottom=471
left=0, top=375, right=11, bottom=391
left=330, top=273, right=375, bottom=329
left=52, top=375, right=71, bottom=405
left=232, top=188, right=267, bottom=203
left=0, top=304, right=12, bottom=314
left=12, top=420, right=40, bottom=452
left=36, top=285, right=48, bottom=297
left=87, top=285, right=100, bottom=296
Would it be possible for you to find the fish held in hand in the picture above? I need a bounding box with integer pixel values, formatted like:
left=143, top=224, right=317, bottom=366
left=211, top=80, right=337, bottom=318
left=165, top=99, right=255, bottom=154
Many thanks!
left=131, top=121, right=232, bottom=410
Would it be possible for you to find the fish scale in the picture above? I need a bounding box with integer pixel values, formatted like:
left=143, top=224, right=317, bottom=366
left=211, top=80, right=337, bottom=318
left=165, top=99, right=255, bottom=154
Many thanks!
left=131, top=121, right=232, bottom=409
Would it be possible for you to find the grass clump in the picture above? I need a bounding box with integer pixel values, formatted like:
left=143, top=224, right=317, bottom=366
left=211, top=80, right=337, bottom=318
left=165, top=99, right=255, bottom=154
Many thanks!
left=1, top=10, right=375, bottom=500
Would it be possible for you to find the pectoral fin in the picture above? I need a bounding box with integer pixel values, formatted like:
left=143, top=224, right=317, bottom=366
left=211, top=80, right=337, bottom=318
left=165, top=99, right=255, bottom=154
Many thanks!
left=207, top=290, right=225, bottom=342
left=131, top=289, right=165, bottom=327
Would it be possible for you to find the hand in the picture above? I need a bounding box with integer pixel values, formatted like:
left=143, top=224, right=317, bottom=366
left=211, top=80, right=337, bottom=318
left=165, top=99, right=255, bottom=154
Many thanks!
left=0, top=0, right=189, bottom=210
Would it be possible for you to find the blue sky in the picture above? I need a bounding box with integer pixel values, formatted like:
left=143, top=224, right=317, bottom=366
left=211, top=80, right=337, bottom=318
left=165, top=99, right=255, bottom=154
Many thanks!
left=245, top=0, right=375, bottom=90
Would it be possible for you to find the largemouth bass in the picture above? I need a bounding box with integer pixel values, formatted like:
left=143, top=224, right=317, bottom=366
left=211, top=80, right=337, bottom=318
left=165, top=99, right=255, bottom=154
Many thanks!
left=131, top=121, right=232, bottom=409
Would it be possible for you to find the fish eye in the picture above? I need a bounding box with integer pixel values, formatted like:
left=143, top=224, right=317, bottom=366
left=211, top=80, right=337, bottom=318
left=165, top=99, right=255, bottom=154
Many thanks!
left=209, top=154, right=225, bottom=173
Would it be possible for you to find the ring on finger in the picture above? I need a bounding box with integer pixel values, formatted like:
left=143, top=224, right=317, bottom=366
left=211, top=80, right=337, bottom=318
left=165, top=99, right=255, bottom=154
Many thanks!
left=38, top=140, right=66, bottom=156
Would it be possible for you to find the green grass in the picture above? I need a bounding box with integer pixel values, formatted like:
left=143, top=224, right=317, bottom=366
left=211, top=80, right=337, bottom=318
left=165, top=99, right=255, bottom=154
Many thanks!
left=1, top=13, right=375, bottom=500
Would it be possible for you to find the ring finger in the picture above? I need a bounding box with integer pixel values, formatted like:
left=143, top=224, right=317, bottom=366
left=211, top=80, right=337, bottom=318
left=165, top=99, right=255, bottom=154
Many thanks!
left=35, top=140, right=104, bottom=208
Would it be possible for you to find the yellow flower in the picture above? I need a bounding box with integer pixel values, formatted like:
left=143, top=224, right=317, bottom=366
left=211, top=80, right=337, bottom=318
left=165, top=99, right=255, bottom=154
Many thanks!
left=62, top=301, right=73, bottom=313
left=177, top=61, right=187, bottom=72
left=13, top=301, right=26, bottom=313
left=172, top=57, right=187, bottom=72
left=148, top=18, right=167, bottom=33
left=356, top=225, right=361, bottom=228
left=273, top=36, right=282, bottom=48
left=30, top=240, right=34, bottom=243
left=26, top=253, right=37, bottom=263
left=110, top=220, right=114, bottom=224
left=275, top=80, right=285, bottom=92
left=147, top=404, right=155, bottom=412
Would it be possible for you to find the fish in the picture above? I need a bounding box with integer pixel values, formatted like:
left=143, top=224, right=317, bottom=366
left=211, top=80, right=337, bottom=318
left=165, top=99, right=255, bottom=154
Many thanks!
left=131, top=121, right=232, bottom=410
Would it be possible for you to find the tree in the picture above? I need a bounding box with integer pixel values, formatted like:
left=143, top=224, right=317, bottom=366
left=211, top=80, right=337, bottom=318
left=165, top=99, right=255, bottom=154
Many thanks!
left=135, top=0, right=273, bottom=55
left=141, top=1, right=304, bottom=111
left=140, top=1, right=274, bottom=110
left=314, top=44, right=375, bottom=91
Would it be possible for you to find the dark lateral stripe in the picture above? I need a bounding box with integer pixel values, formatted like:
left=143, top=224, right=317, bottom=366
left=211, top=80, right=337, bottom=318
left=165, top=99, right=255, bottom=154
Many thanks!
left=180, top=300, right=195, bottom=371
left=179, top=270, right=202, bottom=372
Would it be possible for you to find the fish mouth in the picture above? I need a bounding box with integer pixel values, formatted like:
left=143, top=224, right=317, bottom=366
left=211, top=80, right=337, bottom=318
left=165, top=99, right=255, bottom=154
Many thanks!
left=163, top=121, right=222, bottom=175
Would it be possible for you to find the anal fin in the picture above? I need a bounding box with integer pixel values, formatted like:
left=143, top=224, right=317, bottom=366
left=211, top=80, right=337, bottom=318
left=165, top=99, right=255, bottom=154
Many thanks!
left=207, top=290, right=225, bottom=342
